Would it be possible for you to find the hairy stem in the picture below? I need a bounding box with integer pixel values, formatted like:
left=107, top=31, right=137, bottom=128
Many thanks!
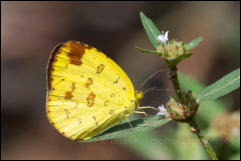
left=168, top=64, right=182, bottom=100
left=188, top=117, right=218, bottom=160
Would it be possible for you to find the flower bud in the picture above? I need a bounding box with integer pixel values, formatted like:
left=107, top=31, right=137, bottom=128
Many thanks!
left=157, top=40, right=188, bottom=59
left=166, top=91, right=199, bottom=122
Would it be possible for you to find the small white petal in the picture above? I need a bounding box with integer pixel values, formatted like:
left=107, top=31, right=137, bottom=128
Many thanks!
left=157, top=104, right=168, bottom=116
left=157, top=35, right=164, bottom=41
left=157, top=31, right=169, bottom=43
left=164, top=31, right=169, bottom=41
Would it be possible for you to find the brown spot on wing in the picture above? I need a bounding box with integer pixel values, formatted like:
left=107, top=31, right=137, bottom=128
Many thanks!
left=113, top=77, right=120, bottom=84
left=85, top=78, right=93, bottom=88
left=104, top=100, right=110, bottom=106
left=109, top=109, right=115, bottom=115
left=110, top=93, right=115, bottom=98
left=65, top=91, right=73, bottom=100
left=71, top=82, right=76, bottom=91
left=65, top=82, right=76, bottom=100
left=62, top=41, right=89, bottom=66
left=87, top=92, right=96, bottom=107
left=96, top=64, right=105, bottom=74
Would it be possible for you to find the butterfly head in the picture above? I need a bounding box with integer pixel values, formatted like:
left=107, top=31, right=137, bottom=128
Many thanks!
left=135, top=90, right=143, bottom=107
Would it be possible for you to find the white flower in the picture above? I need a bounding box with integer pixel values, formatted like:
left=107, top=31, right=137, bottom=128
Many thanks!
left=156, top=104, right=168, bottom=116
left=157, top=31, right=169, bottom=43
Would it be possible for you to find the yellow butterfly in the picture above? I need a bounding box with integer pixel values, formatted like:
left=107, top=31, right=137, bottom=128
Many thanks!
left=46, top=41, right=146, bottom=141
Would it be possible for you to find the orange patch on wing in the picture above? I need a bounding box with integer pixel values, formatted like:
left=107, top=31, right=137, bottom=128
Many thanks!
left=65, top=82, right=76, bottom=100
left=65, top=91, right=73, bottom=100
left=96, top=64, right=105, bottom=74
left=85, top=78, right=93, bottom=88
left=87, top=92, right=96, bottom=107
left=62, top=41, right=89, bottom=66
left=71, top=82, right=76, bottom=91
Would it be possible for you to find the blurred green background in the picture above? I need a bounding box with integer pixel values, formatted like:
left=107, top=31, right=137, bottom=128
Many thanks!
left=1, top=1, right=240, bottom=160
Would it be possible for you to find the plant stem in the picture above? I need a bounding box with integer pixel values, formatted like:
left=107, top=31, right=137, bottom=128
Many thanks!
left=188, top=117, right=218, bottom=160
left=168, top=62, right=218, bottom=160
left=168, top=64, right=182, bottom=101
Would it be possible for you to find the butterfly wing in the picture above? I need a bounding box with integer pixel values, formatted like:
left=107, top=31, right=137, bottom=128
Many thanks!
left=46, top=41, right=136, bottom=140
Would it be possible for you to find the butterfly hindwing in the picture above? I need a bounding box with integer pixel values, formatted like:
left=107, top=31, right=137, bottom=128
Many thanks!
left=46, top=41, right=136, bottom=140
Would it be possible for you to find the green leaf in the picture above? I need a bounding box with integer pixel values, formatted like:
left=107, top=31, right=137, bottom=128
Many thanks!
left=122, top=131, right=174, bottom=160
left=81, top=115, right=170, bottom=142
left=140, top=12, right=162, bottom=48
left=136, top=46, right=162, bottom=55
left=178, top=72, right=227, bottom=123
left=167, top=53, right=192, bottom=67
left=175, top=124, right=207, bottom=159
left=229, top=153, right=240, bottom=160
left=197, top=68, right=240, bottom=103
left=184, top=37, right=203, bottom=50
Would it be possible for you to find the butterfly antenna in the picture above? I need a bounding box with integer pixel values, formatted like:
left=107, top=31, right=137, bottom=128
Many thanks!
left=143, top=87, right=170, bottom=95
left=139, top=69, right=165, bottom=90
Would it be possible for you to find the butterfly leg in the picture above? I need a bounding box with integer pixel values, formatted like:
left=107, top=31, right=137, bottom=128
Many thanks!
left=134, top=111, right=149, bottom=117
left=135, top=106, right=159, bottom=117
left=138, top=106, right=159, bottom=111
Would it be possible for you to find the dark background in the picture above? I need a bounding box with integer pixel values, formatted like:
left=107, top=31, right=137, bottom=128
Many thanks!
left=1, top=1, right=240, bottom=160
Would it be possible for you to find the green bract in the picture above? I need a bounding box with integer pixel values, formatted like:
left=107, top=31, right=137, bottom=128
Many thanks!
left=139, top=12, right=203, bottom=66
